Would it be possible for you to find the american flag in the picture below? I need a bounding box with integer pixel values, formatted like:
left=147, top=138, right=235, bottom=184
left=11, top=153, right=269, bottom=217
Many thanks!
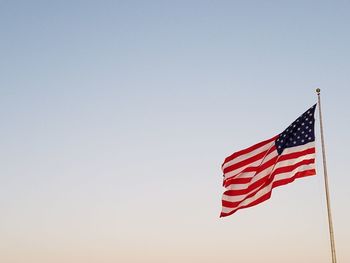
left=220, top=104, right=317, bottom=217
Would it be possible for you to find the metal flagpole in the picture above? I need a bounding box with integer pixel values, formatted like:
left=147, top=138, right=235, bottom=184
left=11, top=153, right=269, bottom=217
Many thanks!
left=316, top=88, right=337, bottom=263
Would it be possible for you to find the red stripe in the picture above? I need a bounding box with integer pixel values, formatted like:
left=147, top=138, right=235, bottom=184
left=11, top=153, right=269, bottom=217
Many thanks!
left=272, top=169, right=316, bottom=188
left=223, top=177, right=252, bottom=185
left=223, top=158, right=315, bottom=197
left=222, top=185, right=267, bottom=207
left=271, top=158, right=315, bottom=177
left=222, top=135, right=278, bottom=166
left=221, top=192, right=272, bottom=217
left=223, top=145, right=277, bottom=174
left=223, top=150, right=269, bottom=174
left=278, top=147, right=315, bottom=162
left=223, top=146, right=315, bottom=188
left=220, top=169, right=316, bottom=217
left=224, top=177, right=269, bottom=197
left=223, top=154, right=278, bottom=188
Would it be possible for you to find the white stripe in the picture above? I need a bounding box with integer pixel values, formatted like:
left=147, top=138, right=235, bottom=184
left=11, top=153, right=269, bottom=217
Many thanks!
left=221, top=164, right=315, bottom=214
left=223, top=141, right=315, bottom=182
left=222, top=139, right=275, bottom=170
left=224, top=153, right=277, bottom=191
left=275, top=153, right=315, bottom=170
left=274, top=163, right=315, bottom=181
left=223, top=163, right=276, bottom=194
left=222, top=161, right=315, bottom=202
left=223, top=148, right=277, bottom=181
left=280, top=141, right=315, bottom=155
left=223, top=149, right=314, bottom=194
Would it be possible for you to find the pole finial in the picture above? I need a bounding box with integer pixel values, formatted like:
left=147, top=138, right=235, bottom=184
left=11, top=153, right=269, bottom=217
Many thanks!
left=316, top=88, right=321, bottom=95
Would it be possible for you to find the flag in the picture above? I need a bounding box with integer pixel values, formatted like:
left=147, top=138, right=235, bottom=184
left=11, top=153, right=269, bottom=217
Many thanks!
left=220, top=104, right=317, bottom=217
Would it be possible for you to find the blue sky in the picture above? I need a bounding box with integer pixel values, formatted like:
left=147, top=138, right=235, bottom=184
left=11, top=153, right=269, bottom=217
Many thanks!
left=1, top=1, right=349, bottom=262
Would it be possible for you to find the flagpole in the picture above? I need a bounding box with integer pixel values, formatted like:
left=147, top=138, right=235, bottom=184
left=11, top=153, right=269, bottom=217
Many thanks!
left=316, top=88, right=337, bottom=263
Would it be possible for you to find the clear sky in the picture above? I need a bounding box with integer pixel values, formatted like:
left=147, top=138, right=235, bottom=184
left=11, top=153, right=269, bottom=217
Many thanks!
left=1, top=1, right=349, bottom=262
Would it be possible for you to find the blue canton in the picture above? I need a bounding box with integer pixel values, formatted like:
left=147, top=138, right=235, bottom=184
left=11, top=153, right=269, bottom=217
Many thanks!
left=275, top=104, right=316, bottom=155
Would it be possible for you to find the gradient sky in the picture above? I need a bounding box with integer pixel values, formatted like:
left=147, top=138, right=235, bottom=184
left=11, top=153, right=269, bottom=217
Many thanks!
left=1, top=1, right=349, bottom=262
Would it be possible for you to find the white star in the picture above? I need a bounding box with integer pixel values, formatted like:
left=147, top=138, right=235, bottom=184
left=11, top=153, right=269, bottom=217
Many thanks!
left=306, top=126, right=309, bottom=129
left=302, top=139, right=305, bottom=143
left=297, top=136, right=300, bottom=139
left=309, top=129, right=312, bottom=132
left=293, top=141, right=296, bottom=144
left=302, top=123, right=305, bottom=125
